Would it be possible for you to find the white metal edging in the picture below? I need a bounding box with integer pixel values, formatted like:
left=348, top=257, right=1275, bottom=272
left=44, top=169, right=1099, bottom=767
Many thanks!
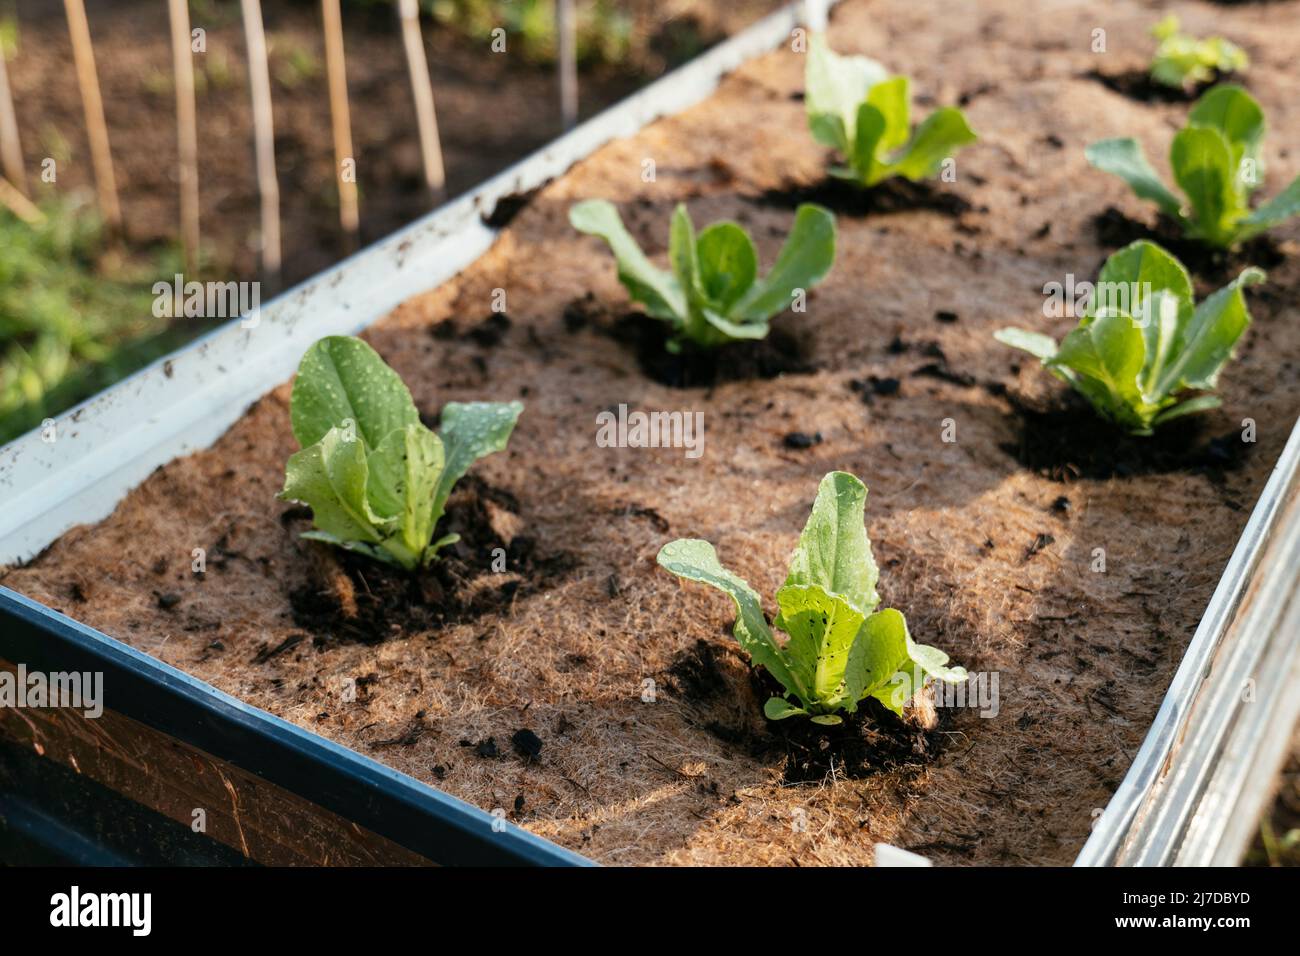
left=1076, top=415, right=1300, bottom=865
left=0, top=1, right=832, bottom=566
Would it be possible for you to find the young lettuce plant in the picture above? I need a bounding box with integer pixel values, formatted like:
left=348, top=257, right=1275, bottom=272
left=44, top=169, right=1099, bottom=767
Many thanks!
left=1149, top=15, right=1248, bottom=91
left=1087, top=85, right=1300, bottom=248
left=279, top=335, right=522, bottom=571
left=657, top=471, right=966, bottom=725
left=569, top=200, right=835, bottom=351
left=995, top=240, right=1262, bottom=435
left=804, top=32, right=977, bottom=188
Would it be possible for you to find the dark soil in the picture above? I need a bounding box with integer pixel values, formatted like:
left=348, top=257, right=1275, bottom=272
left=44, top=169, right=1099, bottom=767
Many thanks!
left=665, top=638, right=941, bottom=784
left=1001, top=391, right=1254, bottom=482
left=1085, top=69, right=1228, bottom=104
left=1093, top=207, right=1287, bottom=287
left=287, top=476, right=570, bottom=643
left=608, top=312, right=817, bottom=387
left=756, top=176, right=972, bottom=219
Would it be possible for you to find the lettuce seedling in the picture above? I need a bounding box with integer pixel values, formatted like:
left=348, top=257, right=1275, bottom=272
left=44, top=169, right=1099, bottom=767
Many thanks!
left=1149, top=15, right=1247, bottom=91
left=995, top=240, right=1262, bottom=435
left=1087, top=85, right=1300, bottom=248
left=279, top=335, right=522, bottom=570
left=657, top=471, right=966, bottom=725
left=804, top=33, right=977, bottom=188
left=569, top=200, right=835, bottom=351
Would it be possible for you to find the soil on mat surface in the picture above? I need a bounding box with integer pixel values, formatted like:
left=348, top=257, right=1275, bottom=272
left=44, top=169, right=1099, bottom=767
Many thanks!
left=6, top=0, right=1300, bottom=865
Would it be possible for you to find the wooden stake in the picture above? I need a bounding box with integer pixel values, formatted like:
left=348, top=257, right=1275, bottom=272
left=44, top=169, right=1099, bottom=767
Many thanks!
left=806, top=0, right=830, bottom=31
left=397, top=0, right=445, bottom=203
left=556, top=0, right=577, bottom=131
left=240, top=0, right=281, bottom=284
left=62, top=0, right=121, bottom=231
left=320, top=0, right=358, bottom=245
left=168, top=0, right=200, bottom=274
left=0, top=39, right=26, bottom=195
left=0, top=175, right=41, bottom=224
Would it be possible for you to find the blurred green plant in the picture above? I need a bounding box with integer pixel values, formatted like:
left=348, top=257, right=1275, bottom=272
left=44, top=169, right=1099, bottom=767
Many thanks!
left=0, top=197, right=185, bottom=444
left=1150, top=14, right=1247, bottom=91
left=1, top=16, right=19, bottom=59
left=269, top=36, right=322, bottom=89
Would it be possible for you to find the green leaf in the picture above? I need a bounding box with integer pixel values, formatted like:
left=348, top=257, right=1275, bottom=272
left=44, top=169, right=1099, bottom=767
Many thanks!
left=779, top=471, right=879, bottom=615
left=280, top=426, right=387, bottom=549
left=1151, top=394, right=1223, bottom=425
left=865, top=76, right=912, bottom=154
left=657, top=539, right=804, bottom=701
left=993, top=327, right=1058, bottom=362
left=886, top=106, right=978, bottom=182
left=763, top=697, right=809, bottom=721
left=906, top=633, right=968, bottom=684
left=734, top=204, right=837, bottom=322
left=1188, top=84, right=1264, bottom=179
left=870, top=669, right=919, bottom=717
left=862, top=611, right=966, bottom=716
left=1150, top=20, right=1248, bottom=90
left=282, top=337, right=522, bottom=571
left=367, top=422, right=443, bottom=557
left=1242, top=174, right=1300, bottom=235
left=1157, top=266, right=1264, bottom=393
left=804, top=32, right=888, bottom=152
left=569, top=200, right=686, bottom=321
left=1085, top=138, right=1184, bottom=219
left=289, top=336, right=419, bottom=449
left=776, top=584, right=866, bottom=708
left=695, top=222, right=758, bottom=312
left=699, top=310, right=769, bottom=341
left=1008, top=243, right=1260, bottom=433
left=1050, top=310, right=1146, bottom=416
left=1171, top=125, right=1238, bottom=244
left=1094, top=240, right=1194, bottom=392
left=430, top=401, right=523, bottom=532
left=844, top=608, right=912, bottom=710
left=1134, top=290, right=1183, bottom=397
left=1095, top=239, right=1194, bottom=316
left=850, top=101, right=887, bottom=184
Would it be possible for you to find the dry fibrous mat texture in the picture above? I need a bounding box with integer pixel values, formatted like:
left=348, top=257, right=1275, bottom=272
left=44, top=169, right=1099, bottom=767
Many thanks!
left=6, top=0, right=1300, bottom=865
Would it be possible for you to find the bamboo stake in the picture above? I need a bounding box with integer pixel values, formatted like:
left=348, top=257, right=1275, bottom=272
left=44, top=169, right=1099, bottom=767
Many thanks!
left=805, top=0, right=829, bottom=31
left=320, top=0, right=358, bottom=245
left=62, top=0, right=121, bottom=231
left=0, top=175, right=41, bottom=224
left=556, top=0, right=577, bottom=131
left=168, top=0, right=200, bottom=274
left=240, top=0, right=281, bottom=284
left=0, top=39, right=26, bottom=195
left=397, top=0, right=445, bottom=203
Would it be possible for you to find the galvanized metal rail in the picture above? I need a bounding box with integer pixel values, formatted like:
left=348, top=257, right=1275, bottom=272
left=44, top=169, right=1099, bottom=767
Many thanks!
left=1078, top=416, right=1300, bottom=866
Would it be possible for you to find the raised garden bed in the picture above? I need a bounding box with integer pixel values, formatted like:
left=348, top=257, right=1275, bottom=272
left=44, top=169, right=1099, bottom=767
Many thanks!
left=3, top=0, right=1300, bottom=866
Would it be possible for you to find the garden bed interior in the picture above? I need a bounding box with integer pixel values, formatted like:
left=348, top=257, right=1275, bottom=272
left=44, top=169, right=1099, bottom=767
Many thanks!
left=5, top=0, right=1300, bottom=865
